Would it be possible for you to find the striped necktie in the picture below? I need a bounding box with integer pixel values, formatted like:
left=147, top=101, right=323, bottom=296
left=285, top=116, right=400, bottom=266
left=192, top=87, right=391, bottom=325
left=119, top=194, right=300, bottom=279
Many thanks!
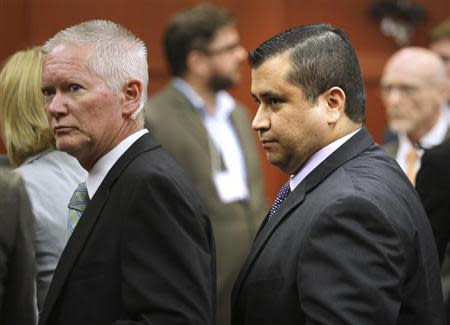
left=67, top=182, right=89, bottom=240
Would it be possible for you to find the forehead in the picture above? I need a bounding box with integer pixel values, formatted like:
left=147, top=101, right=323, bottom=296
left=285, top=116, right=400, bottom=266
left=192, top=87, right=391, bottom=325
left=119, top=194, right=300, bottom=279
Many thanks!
left=210, top=24, right=239, bottom=45
left=251, top=52, right=295, bottom=93
left=42, top=43, right=96, bottom=81
left=381, top=50, right=443, bottom=85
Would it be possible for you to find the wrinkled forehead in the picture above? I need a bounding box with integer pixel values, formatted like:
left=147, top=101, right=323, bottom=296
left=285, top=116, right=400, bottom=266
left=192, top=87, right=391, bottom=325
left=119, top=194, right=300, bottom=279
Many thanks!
left=43, top=43, right=95, bottom=72
left=42, top=44, right=101, bottom=84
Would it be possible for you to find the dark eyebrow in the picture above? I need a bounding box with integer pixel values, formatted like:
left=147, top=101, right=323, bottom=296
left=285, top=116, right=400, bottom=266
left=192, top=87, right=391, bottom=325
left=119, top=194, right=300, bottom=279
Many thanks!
left=254, top=90, right=281, bottom=100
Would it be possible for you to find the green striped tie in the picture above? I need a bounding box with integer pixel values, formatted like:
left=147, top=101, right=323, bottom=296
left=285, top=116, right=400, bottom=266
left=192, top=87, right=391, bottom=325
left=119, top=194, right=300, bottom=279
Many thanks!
left=67, top=182, right=89, bottom=240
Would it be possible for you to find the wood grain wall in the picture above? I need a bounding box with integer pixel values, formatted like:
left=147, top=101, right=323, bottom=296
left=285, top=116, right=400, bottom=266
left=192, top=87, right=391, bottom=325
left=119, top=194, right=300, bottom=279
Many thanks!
left=1, top=0, right=448, bottom=200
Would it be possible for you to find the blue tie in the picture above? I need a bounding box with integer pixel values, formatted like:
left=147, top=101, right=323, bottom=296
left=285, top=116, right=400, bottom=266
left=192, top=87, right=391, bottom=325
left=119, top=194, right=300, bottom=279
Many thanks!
left=67, top=182, right=89, bottom=240
left=267, top=181, right=291, bottom=222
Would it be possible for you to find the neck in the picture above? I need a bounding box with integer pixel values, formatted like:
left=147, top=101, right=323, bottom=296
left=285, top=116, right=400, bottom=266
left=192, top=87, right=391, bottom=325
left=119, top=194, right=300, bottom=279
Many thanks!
left=407, top=112, right=440, bottom=145
left=183, top=75, right=217, bottom=114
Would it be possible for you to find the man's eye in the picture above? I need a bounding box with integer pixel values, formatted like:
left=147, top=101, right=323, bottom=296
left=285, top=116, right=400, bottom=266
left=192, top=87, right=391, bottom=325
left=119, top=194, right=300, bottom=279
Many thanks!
left=268, top=97, right=282, bottom=105
left=41, top=87, right=55, bottom=97
left=253, top=97, right=261, bottom=106
left=69, top=84, right=82, bottom=92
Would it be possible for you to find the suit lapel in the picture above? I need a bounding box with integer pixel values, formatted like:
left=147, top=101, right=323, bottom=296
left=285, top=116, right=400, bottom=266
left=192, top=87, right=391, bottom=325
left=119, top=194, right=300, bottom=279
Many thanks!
left=168, top=84, right=226, bottom=170
left=167, top=85, right=212, bottom=157
left=232, top=128, right=374, bottom=306
left=40, top=133, right=161, bottom=324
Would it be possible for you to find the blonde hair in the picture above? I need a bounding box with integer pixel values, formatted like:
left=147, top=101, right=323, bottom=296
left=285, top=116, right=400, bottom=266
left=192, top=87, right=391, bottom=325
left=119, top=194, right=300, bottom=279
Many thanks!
left=0, top=47, right=55, bottom=166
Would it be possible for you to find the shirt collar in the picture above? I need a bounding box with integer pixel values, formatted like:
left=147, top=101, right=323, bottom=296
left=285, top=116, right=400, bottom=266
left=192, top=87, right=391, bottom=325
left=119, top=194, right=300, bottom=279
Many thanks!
left=172, top=77, right=235, bottom=118
left=290, top=128, right=361, bottom=191
left=85, top=129, right=148, bottom=198
left=420, top=109, right=448, bottom=148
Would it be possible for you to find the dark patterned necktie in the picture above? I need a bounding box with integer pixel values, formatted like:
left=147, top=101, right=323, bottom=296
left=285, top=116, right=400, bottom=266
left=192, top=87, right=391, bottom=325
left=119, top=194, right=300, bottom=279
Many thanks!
left=66, top=182, right=89, bottom=240
left=267, top=181, right=291, bottom=222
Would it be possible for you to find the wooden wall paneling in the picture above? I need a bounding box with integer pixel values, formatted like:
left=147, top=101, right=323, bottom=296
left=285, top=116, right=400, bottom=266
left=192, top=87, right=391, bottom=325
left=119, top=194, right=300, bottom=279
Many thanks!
left=0, top=0, right=29, bottom=152
left=1, top=0, right=447, bottom=198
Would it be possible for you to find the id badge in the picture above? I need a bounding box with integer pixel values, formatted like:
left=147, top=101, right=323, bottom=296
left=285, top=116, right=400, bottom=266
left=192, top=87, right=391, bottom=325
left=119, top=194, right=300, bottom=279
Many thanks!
left=213, top=170, right=248, bottom=203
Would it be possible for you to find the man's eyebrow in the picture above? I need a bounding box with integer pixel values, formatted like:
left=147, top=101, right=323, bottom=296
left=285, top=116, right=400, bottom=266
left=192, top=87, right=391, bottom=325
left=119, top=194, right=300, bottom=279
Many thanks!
left=256, top=91, right=281, bottom=99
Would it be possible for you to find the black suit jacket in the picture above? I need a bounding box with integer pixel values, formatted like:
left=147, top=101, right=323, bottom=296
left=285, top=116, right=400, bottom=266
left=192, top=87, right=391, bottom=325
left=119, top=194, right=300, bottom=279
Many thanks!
left=416, top=139, right=450, bottom=263
left=39, top=133, right=215, bottom=325
left=232, top=128, right=444, bottom=325
left=0, top=170, right=36, bottom=325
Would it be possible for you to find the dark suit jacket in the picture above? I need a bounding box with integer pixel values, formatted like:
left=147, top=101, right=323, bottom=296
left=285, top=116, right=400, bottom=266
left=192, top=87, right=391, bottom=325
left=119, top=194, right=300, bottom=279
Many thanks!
left=232, top=128, right=444, bottom=325
left=416, top=139, right=450, bottom=263
left=0, top=170, right=36, bottom=325
left=145, top=84, right=267, bottom=325
left=39, top=133, right=215, bottom=325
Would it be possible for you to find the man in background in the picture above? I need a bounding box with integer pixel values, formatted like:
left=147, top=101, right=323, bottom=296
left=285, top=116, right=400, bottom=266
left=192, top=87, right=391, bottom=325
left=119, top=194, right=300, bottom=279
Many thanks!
left=39, top=19, right=215, bottom=325
left=145, top=4, right=267, bottom=325
left=382, top=21, right=450, bottom=143
left=381, top=47, right=449, bottom=185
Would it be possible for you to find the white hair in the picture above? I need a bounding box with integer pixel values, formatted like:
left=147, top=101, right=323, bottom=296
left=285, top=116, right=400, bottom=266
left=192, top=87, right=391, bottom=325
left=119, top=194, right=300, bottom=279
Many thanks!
left=43, top=20, right=148, bottom=119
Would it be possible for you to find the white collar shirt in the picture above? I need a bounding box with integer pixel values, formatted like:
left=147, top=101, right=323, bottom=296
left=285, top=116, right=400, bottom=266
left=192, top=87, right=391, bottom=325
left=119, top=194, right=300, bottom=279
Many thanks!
left=290, top=129, right=361, bottom=191
left=85, top=129, right=148, bottom=199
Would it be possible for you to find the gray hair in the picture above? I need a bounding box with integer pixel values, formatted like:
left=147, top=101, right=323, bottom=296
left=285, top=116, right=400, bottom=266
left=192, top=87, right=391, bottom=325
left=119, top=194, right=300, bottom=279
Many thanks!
left=43, top=20, right=148, bottom=118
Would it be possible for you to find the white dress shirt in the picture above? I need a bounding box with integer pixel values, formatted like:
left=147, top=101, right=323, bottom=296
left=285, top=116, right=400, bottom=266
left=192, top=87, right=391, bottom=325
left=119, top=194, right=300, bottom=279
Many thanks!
left=396, top=110, right=448, bottom=174
left=290, top=129, right=361, bottom=191
left=172, top=78, right=248, bottom=203
left=85, top=129, right=148, bottom=199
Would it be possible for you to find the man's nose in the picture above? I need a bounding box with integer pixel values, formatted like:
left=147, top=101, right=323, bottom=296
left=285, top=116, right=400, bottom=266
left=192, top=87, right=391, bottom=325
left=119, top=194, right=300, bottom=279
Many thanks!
left=252, top=107, right=270, bottom=132
left=46, top=93, right=68, bottom=117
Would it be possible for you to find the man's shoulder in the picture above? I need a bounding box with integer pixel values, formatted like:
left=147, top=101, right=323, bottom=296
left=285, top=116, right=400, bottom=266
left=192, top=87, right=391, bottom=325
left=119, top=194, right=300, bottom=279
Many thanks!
left=148, top=84, right=186, bottom=108
left=115, top=135, right=180, bottom=177
left=425, top=138, right=450, bottom=160
left=381, top=139, right=399, bottom=158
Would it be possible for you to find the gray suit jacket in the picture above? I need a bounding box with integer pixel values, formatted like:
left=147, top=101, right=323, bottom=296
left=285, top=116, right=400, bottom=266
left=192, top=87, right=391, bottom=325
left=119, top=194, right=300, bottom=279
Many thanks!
left=145, top=84, right=267, bottom=325
left=232, top=128, right=444, bottom=325
left=0, top=170, right=36, bottom=325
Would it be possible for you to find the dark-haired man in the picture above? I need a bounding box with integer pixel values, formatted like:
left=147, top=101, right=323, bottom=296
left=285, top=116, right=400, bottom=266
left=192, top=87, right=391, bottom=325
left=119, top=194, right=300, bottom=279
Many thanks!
left=231, top=24, right=444, bottom=325
left=145, top=4, right=267, bottom=325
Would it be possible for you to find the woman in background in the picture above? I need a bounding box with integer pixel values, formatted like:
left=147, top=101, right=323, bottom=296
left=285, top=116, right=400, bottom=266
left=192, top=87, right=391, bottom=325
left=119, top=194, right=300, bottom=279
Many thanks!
left=0, top=47, right=87, bottom=310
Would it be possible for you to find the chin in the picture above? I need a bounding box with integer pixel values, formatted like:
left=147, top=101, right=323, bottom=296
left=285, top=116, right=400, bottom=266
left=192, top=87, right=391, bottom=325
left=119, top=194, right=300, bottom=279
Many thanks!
left=388, top=122, right=412, bottom=133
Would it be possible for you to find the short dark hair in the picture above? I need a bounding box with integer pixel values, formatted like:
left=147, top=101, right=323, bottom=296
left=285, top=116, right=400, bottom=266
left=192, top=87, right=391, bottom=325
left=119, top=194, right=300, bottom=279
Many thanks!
left=164, top=3, right=235, bottom=77
left=249, top=24, right=366, bottom=123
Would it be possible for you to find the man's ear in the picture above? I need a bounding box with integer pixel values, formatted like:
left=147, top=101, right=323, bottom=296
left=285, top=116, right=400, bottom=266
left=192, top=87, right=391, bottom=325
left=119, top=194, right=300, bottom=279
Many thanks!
left=121, top=79, right=143, bottom=118
left=323, top=86, right=346, bottom=124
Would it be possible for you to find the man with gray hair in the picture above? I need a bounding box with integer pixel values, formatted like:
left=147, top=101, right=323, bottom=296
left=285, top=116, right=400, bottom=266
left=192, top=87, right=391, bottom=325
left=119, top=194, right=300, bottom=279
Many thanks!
left=39, top=20, right=215, bottom=325
left=381, top=47, right=449, bottom=185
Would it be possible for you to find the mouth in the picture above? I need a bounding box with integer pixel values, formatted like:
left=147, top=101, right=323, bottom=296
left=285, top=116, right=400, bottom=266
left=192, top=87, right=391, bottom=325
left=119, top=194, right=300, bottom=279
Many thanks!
left=260, top=139, right=277, bottom=150
left=53, top=126, right=75, bottom=135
